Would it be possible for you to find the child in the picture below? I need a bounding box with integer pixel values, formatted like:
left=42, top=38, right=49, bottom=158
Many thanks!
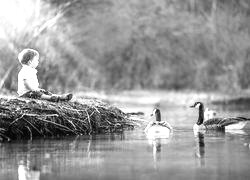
left=17, top=48, right=73, bottom=102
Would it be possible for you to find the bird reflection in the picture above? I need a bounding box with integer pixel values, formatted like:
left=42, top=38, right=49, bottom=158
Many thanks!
left=147, top=137, right=171, bottom=170
left=194, top=132, right=205, bottom=167
left=152, top=138, right=162, bottom=163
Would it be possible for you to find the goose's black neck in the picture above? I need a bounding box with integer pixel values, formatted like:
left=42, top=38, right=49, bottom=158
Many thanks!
left=155, top=110, right=161, bottom=122
left=197, top=104, right=204, bottom=125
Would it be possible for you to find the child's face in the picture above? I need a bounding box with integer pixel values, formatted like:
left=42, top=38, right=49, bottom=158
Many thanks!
left=29, top=55, right=39, bottom=68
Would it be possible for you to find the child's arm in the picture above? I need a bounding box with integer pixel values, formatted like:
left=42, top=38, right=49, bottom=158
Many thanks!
left=23, top=79, right=39, bottom=91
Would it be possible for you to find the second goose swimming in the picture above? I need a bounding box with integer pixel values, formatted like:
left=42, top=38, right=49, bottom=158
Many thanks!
left=190, top=102, right=250, bottom=131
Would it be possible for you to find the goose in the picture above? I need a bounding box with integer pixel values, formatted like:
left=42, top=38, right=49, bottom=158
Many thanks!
left=190, top=102, right=250, bottom=131
left=144, top=108, right=173, bottom=138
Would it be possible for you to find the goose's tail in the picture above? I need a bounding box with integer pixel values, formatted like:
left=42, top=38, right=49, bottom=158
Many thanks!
left=235, top=117, right=250, bottom=121
left=220, top=116, right=250, bottom=130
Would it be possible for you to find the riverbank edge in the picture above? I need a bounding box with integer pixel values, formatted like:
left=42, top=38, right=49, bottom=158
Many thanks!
left=0, top=95, right=139, bottom=141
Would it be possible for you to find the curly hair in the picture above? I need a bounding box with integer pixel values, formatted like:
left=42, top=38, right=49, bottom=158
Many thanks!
left=18, top=48, right=39, bottom=65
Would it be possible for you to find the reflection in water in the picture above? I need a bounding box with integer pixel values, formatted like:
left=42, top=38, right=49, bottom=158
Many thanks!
left=147, top=136, right=172, bottom=170
left=0, top=134, right=118, bottom=180
left=0, top=120, right=250, bottom=180
left=17, top=140, right=42, bottom=180
left=194, top=132, right=205, bottom=167
left=152, top=139, right=162, bottom=163
left=226, top=129, right=247, bottom=135
left=18, top=162, right=40, bottom=180
left=243, top=142, right=250, bottom=149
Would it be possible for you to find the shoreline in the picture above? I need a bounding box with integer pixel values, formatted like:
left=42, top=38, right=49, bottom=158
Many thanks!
left=0, top=96, right=137, bottom=141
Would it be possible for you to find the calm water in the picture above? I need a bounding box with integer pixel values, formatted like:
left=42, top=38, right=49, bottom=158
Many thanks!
left=1, top=101, right=250, bottom=180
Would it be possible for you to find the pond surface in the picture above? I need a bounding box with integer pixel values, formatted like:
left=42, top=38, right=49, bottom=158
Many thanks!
left=1, top=95, right=250, bottom=180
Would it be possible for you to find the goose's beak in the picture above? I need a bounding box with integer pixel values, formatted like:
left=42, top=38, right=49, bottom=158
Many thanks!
left=150, top=113, right=153, bottom=116
left=190, top=105, right=195, bottom=108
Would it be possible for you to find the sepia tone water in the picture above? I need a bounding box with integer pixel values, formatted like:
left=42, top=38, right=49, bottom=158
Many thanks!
left=1, top=100, right=250, bottom=180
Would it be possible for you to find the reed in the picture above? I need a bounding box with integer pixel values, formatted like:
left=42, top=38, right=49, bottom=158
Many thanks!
left=0, top=96, right=138, bottom=141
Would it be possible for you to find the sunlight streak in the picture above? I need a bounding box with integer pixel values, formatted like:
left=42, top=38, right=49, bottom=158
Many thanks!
left=0, top=0, right=37, bottom=31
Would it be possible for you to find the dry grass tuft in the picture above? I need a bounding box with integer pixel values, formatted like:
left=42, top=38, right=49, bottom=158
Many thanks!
left=0, top=97, right=139, bottom=141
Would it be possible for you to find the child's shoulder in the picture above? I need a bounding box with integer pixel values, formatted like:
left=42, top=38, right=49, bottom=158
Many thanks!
left=20, top=65, right=35, bottom=71
left=18, top=65, right=36, bottom=76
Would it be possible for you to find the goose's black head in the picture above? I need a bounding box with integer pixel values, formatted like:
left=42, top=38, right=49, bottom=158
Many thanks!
left=151, top=108, right=161, bottom=122
left=190, top=102, right=203, bottom=109
left=190, top=102, right=205, bottom=125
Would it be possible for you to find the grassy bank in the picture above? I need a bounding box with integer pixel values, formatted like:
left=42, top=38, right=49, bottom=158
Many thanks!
left=0, top=95, right=139, bottom=141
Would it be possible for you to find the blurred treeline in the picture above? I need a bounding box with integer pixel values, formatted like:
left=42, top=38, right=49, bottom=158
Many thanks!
left=1, top=0, right=250, bottom=93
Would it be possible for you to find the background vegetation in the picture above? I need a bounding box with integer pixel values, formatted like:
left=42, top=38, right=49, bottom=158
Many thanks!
left=1, top=0, right=250, bottom=94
